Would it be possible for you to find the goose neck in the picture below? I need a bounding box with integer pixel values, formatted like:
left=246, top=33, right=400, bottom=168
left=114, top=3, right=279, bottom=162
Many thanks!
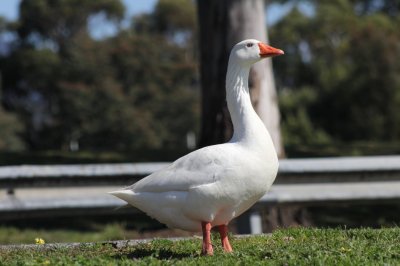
left=226, top=60, right=259, bottom=142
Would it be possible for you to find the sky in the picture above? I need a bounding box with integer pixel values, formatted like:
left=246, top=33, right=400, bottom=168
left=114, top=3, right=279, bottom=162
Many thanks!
left=0, top=0, right=20, bottom=21
left=0, top=0, right=312, bottom=39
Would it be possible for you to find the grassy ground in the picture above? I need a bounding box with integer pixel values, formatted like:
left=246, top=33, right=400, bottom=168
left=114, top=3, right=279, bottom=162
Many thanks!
left=0, top=223, right=193, bottom=245
left=1, top=227, right=399, bottom=265
left=0, top=223, right=130, bottom=245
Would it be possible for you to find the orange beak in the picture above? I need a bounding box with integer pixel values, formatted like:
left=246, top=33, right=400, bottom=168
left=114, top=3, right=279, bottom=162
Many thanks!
left=258, top=42, right=284, bottom=58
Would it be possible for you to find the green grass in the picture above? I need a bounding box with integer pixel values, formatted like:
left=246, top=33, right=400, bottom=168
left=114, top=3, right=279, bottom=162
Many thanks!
left=0, top=223, right=193, bottom=245
left=1, top=227, right=399, bottom=265
left=0, top=223, right=130, bottom=245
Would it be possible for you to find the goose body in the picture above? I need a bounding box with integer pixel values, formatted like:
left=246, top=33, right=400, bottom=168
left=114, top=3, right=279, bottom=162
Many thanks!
left=110, top=39, right=283, bottom=254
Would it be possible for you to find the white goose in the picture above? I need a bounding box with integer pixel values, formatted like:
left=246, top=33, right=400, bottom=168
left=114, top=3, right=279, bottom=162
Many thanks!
left=110, top=39, right=284, bottom=255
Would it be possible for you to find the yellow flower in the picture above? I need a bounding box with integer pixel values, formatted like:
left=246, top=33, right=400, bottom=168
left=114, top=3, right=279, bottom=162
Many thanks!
left=35, top=238, right=45, bottom=245
left=340, top=247, right=351, bottom=252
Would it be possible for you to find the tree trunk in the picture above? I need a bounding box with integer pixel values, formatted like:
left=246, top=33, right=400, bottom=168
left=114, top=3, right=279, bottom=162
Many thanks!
left=197, top=0, right=232, bottom=147
left=197, top=0, right=284, bottom=157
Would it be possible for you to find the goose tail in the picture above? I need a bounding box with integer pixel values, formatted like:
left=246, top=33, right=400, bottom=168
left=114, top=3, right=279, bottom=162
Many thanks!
left=108, top=189, right=135, bottom=203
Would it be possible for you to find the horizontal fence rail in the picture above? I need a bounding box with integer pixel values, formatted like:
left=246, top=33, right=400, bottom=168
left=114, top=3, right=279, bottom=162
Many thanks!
left=1, top=155, right=400, bottom=232
left=2, top=156, right=400, bottom=188
left=0, top=163, right=168, bottom=188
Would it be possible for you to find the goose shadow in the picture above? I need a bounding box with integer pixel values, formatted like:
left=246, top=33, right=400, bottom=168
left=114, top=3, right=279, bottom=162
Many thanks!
left=112, top=248, right=195, bottom=260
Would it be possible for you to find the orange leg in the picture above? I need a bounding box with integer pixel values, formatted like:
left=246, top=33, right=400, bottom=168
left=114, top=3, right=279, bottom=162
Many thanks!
left=218, top=224, right=233, bottom=253
left=201, top=222, right=213, bottom=255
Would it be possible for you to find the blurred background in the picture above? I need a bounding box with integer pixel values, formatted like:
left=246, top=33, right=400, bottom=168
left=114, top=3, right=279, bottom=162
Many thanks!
left=0, top=0, right=399, bottom=244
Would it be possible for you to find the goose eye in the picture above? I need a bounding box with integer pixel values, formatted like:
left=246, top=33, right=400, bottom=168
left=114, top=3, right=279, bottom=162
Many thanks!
left=246, top=43, right=254, bottom=48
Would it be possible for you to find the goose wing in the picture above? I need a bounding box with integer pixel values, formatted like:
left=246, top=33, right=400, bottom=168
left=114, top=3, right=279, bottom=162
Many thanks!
left=127, top=143, right=242, bottom=193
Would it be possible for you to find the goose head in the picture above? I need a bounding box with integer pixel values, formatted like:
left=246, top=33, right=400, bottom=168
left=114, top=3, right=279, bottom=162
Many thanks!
left=229, top=39, right=284, bottom=67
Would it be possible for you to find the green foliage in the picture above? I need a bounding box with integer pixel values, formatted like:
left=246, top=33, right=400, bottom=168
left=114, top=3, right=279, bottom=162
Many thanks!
left=0, top=106, right=25, bottom=151
left=271, top=0, right=400, bottom=155
left=109, top=34, right=199, bottom=149
left=2, top=48, right=61, bottom=92
left=153, top=0, right=196, bottom=34
left=2, top=0, right=400, bottom=157
left=134, top=0, right=196, bottom=37
left=0, top=227, right=399, bottom=265
left=0, top=0, right=199, bottom=154
left=280, top=87, right=332, bottom=147
left=18, top=0, right=124, bottom=51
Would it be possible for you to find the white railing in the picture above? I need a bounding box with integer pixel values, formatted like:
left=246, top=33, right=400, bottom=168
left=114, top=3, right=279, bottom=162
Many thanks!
left=1, top=155, right=400, bottom=233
